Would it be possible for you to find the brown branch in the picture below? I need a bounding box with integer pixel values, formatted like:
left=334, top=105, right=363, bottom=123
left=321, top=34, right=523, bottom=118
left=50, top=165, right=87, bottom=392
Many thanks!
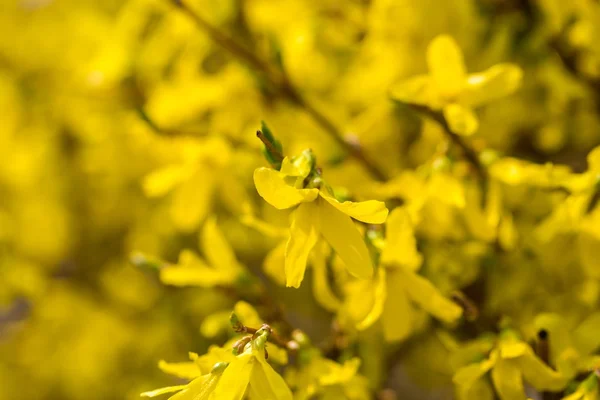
left=256, top=130, right=284, bottom=162
left=406, top=104, right=488, bottom=183
left=170, top=0, right=388, bottom=181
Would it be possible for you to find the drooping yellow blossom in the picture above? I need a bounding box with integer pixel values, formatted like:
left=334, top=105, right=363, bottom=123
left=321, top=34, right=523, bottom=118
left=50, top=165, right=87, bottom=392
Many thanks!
left=141, top=361, right=228, bottom=400
left=342, top=207, right=463, bottom=342
left=143, top=136, right=252, bottom=232
left=141, top=326, right=291, bottom=400
left=210, top=327, right=293, bottom=400
left=285, top=354, right=370, bottom=400
left=242, top=213, right=342, bottom=312
left=453, top=331, right=568, bottom=400
left=562, top=373, right=599, bottom=400
left=159, top=217, right=247, bottom=287
left=390, top=34, right=523, bottom=136
left=534, top=312, right=600, bottom=379
left=254, top=153, right=388, bottom=288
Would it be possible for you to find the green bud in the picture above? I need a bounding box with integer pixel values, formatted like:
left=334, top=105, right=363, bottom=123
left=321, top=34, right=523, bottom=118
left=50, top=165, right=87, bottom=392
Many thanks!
left=211, top=362, right=229, bottom=375
left=230, top=312, right=243, bottom=332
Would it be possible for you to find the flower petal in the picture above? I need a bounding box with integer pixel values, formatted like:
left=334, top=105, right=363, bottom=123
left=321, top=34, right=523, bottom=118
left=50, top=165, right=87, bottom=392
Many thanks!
left=382, top=271, right=413, bottom=342
left=251, top=356, right=293, bottom=400
left=453, top=358, right=496, bottom=390
left=142, top=165, right=192, bottom=198
left=516, top=347, right=567, bottom=391
left=491, top=359, right=527, bottom=400
left=427, top=35, right=467, bottom=98
left=285, top=202, right=319, bottom=287
left=318, top=199, right=373, bottom=279
left=140, top=385, right=187, bottom=398
left=171, top=374, right=220, bottom=400
left=319, top=191, right=388, bottom=224
left=573, top=312, right=600, bottom=356
left=380, top=207, right=422, bottom=271
left=311, top=242, right=342, bottom=312
left=157, top=359, right=202, bottom=380
left=462, top=63, right=523, bottom=107
left=389, top=75, right=439, bottom=107
left=356, top=268, right=387, bottom=330
left=443, top=103, right=479, bottom=136
left=401, top=269, right=463, bottom=324
left=160, top=250, right=234, bottom=287
left=211, top=354, right=253, bottom=400
left=254, top=168, right=318, bottom=210
left=170, top=169, right=215, bottom=232
left=263, top=241, right=287, bottom=286
left=200, top=217, right=242, bottom=272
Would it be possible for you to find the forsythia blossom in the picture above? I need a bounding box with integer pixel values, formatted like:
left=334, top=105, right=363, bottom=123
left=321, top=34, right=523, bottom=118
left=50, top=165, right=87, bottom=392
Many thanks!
left=254, top=152, right=388, bottom=287
left=390, top=34, right=523, bottom=136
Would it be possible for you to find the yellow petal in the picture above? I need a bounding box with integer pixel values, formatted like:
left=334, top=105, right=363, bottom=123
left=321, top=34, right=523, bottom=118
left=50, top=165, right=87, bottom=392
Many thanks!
left=462, top=63, right=523, bottom=107
left=382, top=270, right=414, bottom=342
left=160, top=250, right=234, bottom=287
left=254, top=168, right=318, bottom=210
left=588, top=146, right=600, bottom=172
left=380, top=207, right=422, bottom=271
left=443, top=104, right=479, bottom=136
left=200, top=217, right=242, bottom=272
left=211, top=354, right=253, bottom=400
left=401, top=269, right=463, bottom=324
left=285, top=202, right=319, bottom=287
left=491, top=358, right=527, bottom=400
left=311, top=242, right=342, bottom=312
left=142, top=165, right=192, bottom=198
left=453, top=358, right=496, bottom=390
left=389, top=75, right=439, bottom=107
left=241, top=214, right=288, bottom=239
left=170, top=170, right=215, bottom=232
left=318, top=199, right=373, bottom=279
left=172, top=373, right=221, bottom=400
left=280, top=152, right=313, bottom=179
left=356, top=268, right=387, bottom=330
left=573, top=312, right=600, bottom=355
left=263, top=241, right=287, bottom=286
left=427, top=35, right=467, bottom=98
left=234, top=301, right=263, bottom=328
left=200, top=311, right=231, bottom=339
left=456, top=378, right=495, bottom=400
left=140, top=385, right=187, bottom=397
left=428, top=173, right=466, bottom=208
left=158, top=359, right=202, bottom=380
left=517, top=347, right=567, bottom=391
left=251, top=356, right=293, bottom=400
left=318, top=358, right=361, bottom=386
left=319, top=191, right=388, bottom=224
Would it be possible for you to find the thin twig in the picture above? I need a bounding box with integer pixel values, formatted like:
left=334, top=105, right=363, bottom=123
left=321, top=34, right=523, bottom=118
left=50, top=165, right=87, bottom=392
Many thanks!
left=170, top=0, right=388, bottom=181
left=406, top=104, right=488, bottom=183
left=256, top=130, right=284, bottom=162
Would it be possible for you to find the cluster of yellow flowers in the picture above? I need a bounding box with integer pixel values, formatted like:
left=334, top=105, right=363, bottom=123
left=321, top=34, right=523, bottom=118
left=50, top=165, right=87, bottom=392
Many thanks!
left=3, top=0, right=600, bottom=399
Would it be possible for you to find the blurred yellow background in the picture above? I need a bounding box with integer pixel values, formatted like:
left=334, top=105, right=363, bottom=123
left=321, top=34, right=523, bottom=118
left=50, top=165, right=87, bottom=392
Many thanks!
left=1, top=0, right=600, bottom=399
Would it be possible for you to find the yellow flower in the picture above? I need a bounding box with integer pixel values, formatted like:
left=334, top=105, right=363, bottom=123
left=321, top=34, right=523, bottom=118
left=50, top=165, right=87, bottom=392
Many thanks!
left=211, top=327, right=293, bottom=400
left=562, top=373, right=599, bottom=400
left=142, top=136, right=252, bottom=232
left=453, top=332, right=568, bottom=400
left=286, top=355, right=370, bottom=400
left=140, top=361, right=228, bottom=400
left=344, top=207, right=462, bottom=342
left=390, top=34, right=523, bottom=136
left=253, top=155, right=388, bottom=288
left=243, top=211, right=343, bottom=312
left=159, top=217, right=246, bottom=287
left=535, top=312, right=600, bottom=379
